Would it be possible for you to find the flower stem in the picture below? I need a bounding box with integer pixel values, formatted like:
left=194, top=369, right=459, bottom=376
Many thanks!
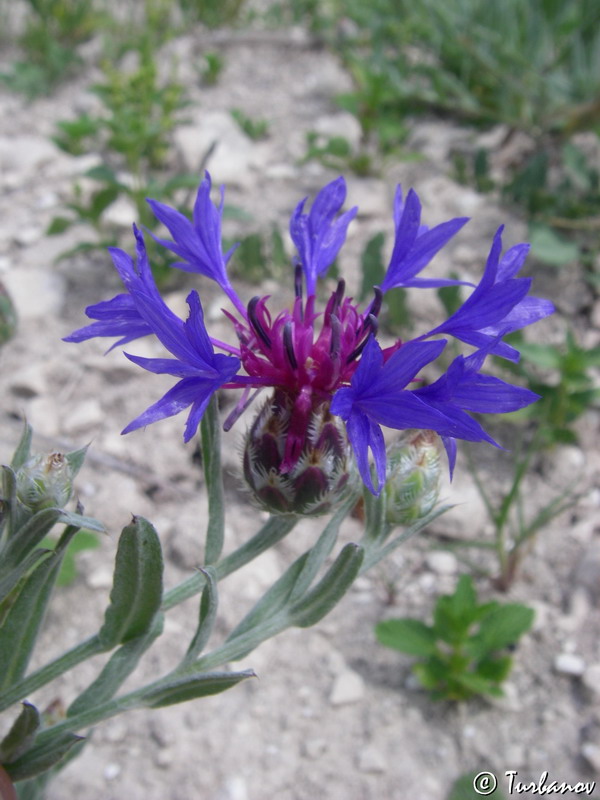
left=0, top=636, right=103, bottom=714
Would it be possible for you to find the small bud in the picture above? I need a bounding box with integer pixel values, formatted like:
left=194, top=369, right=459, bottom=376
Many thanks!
left=16, top=452, right=73, bottom=512
left=384, top=430, right=441, bottom=525
left=243, top=392, right=358, bottom=516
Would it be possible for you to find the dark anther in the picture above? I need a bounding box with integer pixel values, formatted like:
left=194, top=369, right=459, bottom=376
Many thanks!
left=325, top=279, right=346, bottom=324
left=283, top=321, right=298, bottom=369
left=347, top=315, right=378, bottom=363
left=329, top=314, right=341, bottom=359
left=361, top=288, right=383, bottom=334
left=370, top=286, right=383, bottom=317
left=248, top=296, right=271, bottom=348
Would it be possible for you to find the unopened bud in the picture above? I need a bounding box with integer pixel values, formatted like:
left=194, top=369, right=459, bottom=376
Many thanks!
left=16, top=452, right=73, bottom=512
left=243, top=393, right=357, bottom=516
left=384, top=430, right=441, bottom=525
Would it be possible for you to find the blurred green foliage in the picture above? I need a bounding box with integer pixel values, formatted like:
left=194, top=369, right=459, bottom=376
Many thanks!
left=376, top=575, right=534, bottom=701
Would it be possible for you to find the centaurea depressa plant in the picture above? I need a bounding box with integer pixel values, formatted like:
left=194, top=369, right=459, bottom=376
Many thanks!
left=66, top=174, right=553, bottom=499
left=0, top=176, right=552, bottom=797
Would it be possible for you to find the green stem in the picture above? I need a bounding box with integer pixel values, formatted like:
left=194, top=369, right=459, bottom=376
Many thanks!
left=0, top=636, right=103, bottom=714
left=162, top=514, right=298, bottom=611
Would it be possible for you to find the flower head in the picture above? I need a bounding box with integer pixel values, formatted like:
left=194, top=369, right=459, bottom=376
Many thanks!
left=66, top=174, right=553, bottom=500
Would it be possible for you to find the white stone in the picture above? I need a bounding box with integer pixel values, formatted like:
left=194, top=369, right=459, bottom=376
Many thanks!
left=329, top=669, right=365, bottom=705
left=313, top=112, right=363, bottom=152
left=425, top=550, right=458, bottom=575
left=2, top=268, right=64, bottom=319
left=0, top=134, right=59, bottom=173
left=102, top=195, right=138, bottom=229
left=174, top=111, right=267, bottom=188
left=14, top=226, right=43, bottom=247
left=358, top=745, right=387, bottom=773
left=9, top=365, right=46, bottom=398
left=154, top=748, right=174, bottom=769
left=582, top=664, right=600, bottom=697
left=103, top=763, right=121, bottom=780
left=581, top=743, right=600, bottom=773
left=554, top=652, right=585, bottom=676
left=87, top=567, right=113, bottom=590
left=64, top=398, right=104, bottom=433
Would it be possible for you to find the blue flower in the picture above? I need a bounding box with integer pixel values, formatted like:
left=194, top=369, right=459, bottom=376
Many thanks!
left=147, top=171, right=246, bottom=316
left=66, top=177, right=551, bottom=495
left=65, top=226, right=240, bottom=442
left=421, top=226, right=554, bottom=360
left=380, top=186, right=470, bottom=292
left=413, top=342, right=540, bottom=476
left=289, top=176, right=358, bottom=296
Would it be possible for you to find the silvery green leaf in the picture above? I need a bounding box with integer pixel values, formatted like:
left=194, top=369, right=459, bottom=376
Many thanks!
left=9, top=424, right=32, bottom=471
left=68, top=614, right=164, bottom=716
left=290, top=543, right=364, bottom=628
left=0, top=702, right=40, bottom=763
left=141, top=670, right=255, bottom=708
left=3, top=732, right=84, bottom=782
left=98, top=517, right=163, bottom=649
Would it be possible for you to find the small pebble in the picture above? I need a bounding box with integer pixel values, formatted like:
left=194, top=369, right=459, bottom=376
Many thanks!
left=581, top=742, right=600, bottom=773
left=103, top=763, right=121, bottom=781
left=358, top=745, right=387, bottom=774
left=329, top=669, right=365, bottom=706
left=554, top=652, right=586, bottom=676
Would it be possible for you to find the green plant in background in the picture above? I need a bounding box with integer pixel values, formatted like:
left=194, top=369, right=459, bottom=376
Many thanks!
left=357, top=232, right=412, bottom=333
left=226, top=227, right=289, bottom=285
left=504, top=331, right=600, bottom=446
left=0, top=0, right=104, bottom=97
left=231, top=109, right=270, bottom=141
left=178, top=0, right=246, bottom=27
left=199, top=51, right=225, bottom=86
left=376, top=575, right=534, bottom=701
left=302, top=131, right=374, bottom=176
left=49, top=42, right=197, bottom=280
left=322, top=0, right=600, bottom=134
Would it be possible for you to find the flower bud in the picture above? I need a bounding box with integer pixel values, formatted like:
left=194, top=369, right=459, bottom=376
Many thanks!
left=16, top=452, right=74, bottom=512
left=384, top=430, right=441, bottom=525
left=243, top=392, right=358, bottom=516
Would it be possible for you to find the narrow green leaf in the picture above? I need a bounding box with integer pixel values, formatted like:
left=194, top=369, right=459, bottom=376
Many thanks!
left=67, top=615, right=164, bottom=716
left=0, top=508, right=61, bottom=571
left=57, top=509, right=105, bottom=533
left=291, top=543, right=364, bottom=628
left=184, top=568, right=218, bottom=663
left=3, top=732, right=84, bottom=782
left=375, top=618, right=437, bottom=657
left=200, top=397, right=225, bottom=564
left=141, top=670, right=255, bottom=708
left=10, top=424, right=32, bottom=471
left=227, top=554, right=308, bottom=642
left=0, top=552, right=62, bottom=690
left=0, top=549, right=52, bottom=606
left=0, top=702, right=41, bottom=763
left=288, top=496, right=354, bottom=604
left=361, top=504, right=452, bottom=572
left=98, top=517, right=163, bottom=649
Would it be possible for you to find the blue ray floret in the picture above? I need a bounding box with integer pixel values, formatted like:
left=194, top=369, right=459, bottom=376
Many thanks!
left=66, top=174, right=554, bottom=496
left=380, top=186, right=471, bottom=292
